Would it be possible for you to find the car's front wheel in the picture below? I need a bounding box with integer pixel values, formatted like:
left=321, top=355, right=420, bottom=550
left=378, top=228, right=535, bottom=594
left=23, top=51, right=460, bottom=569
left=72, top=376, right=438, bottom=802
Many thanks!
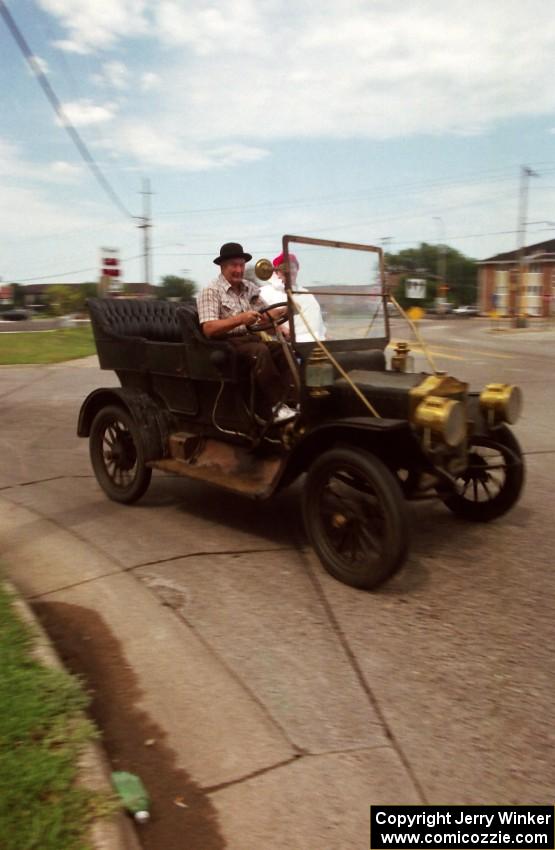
left=89, top=405, right=152, bottom=503
left=439, top=425, right=524, bottom=521
left=303, top=448, right=409, bottom=590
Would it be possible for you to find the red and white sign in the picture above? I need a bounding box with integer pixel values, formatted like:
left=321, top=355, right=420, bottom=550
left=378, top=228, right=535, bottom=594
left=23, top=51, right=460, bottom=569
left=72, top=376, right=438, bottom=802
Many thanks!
left=0, top=284, right=13, bottom=304
left=100, top=248, right=122, bottom=292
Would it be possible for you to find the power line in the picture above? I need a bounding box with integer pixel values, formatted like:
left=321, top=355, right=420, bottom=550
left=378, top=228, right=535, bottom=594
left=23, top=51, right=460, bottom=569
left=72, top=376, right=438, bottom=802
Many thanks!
left=155, top=164, right=555, bottom=219
left=11, top=252, right=145, bottom=283
left=0, top=0, right=134, bottom=221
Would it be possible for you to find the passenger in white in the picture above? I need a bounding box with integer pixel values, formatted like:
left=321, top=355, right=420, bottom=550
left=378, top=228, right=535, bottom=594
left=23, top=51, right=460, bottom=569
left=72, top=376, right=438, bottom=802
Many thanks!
left=259, top=252, right=326, bottom=343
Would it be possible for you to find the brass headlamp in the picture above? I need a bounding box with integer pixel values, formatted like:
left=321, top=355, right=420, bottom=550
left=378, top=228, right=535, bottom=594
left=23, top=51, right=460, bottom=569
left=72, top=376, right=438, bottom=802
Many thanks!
left=413, top=395, right=467, bottom=447
left=254, top=258, right=274, bottom=281
left=479, top=383, right=522, bottom=426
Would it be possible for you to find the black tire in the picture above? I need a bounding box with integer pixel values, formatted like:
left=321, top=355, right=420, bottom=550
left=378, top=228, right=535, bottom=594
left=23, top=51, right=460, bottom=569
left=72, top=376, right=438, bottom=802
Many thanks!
left=303, top=448, right=409, bottom=590
left=89, top=405, right=152, bottom=504
left=440, top=425, right=524, bottom=522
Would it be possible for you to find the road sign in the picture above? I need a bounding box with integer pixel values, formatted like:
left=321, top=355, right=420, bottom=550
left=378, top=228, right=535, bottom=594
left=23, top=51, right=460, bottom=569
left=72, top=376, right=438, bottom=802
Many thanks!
left=407, top=306, right=424, bottom=321
left=0, top=284, right=13, bottom=304
left=100, top=248, right=122, bottom=292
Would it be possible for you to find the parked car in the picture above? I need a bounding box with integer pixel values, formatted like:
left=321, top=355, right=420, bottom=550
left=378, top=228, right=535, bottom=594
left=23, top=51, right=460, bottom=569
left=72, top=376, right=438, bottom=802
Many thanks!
left=454, top=305, right=479, bottom=317
left=427, top=302, right=454, bottom=316
left=0, top=308, right=31, bottom=321
left=79, top=235, right=525, bottom=591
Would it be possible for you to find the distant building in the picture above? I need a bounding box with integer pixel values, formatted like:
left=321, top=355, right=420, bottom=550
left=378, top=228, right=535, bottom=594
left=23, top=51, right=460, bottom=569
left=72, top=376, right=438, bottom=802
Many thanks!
left=477, top=238, right=555, bottom=317
left=19, top=282, right=160, bottom=306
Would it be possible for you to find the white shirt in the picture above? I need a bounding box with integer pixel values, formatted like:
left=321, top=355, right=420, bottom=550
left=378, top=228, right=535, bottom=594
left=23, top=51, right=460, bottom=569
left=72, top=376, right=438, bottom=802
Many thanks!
left=259, top=276, right=326, bottom=342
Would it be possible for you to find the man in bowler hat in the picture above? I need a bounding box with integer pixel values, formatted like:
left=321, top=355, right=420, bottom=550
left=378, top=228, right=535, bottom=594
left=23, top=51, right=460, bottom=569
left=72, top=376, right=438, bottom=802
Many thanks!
left=196, top=242, right=296, bottom=423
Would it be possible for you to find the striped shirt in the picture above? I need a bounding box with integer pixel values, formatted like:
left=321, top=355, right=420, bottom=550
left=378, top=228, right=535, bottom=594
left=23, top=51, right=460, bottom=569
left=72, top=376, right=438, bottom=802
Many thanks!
left=196, top=273, right=268, bottom=336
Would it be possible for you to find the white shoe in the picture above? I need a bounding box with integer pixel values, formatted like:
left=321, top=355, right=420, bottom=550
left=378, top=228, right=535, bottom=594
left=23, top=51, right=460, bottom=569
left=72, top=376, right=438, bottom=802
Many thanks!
left=272, top=403, right=297, bottom=423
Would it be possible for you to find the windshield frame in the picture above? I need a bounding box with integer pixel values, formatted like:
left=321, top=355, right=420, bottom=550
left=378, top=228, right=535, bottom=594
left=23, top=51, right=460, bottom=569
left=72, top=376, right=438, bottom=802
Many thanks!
left=281, top=234, right=390, bottom=351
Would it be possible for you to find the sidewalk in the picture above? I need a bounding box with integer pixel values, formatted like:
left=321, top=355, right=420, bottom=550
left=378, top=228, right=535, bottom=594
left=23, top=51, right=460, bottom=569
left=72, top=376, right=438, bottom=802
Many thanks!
left=0, top=496, right=417, bottom=850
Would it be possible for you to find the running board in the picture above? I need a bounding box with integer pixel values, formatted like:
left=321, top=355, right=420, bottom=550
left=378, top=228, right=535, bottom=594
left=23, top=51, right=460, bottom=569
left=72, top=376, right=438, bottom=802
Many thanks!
left=148, top=433, right=283, bottom=498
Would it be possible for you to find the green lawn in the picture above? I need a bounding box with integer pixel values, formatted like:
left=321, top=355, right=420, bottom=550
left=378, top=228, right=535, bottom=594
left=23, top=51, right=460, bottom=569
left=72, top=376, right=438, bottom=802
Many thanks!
left=0, top=327, right=96, bottom=365
left=0, top=583, right=114, bottom=850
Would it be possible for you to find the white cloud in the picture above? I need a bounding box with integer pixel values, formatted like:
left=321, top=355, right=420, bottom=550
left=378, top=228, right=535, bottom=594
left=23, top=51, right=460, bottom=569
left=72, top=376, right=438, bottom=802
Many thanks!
left=0, top=138, right=21, bottom=176
left=92, top=61, right=130, bottom=90
left=59, top=99, right=117, bottom=126
left=155, top=0, right=264, bottom=55
left=140, top=72, right=160, bottom=92
left=32, top=0, right=555, bottom=166
left=38, top=0, right=150, bottom=53
left=51, top=38, right=91, bottom=55
left=49, top=160, right=83, bottom=181
left=102, top=123, right=268, bottom=170
left=0, top=137, right=83, bottom=185
left=163, top=0, right=555, bottom=142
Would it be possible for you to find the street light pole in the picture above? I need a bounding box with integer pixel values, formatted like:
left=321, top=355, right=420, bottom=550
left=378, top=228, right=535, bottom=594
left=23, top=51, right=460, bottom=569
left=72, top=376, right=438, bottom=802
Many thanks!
left=514, top=165, right=539, bottom=327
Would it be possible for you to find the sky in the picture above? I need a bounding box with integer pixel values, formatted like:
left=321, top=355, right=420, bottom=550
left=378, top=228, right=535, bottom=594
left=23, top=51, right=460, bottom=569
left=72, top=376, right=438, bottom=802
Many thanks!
left=2, top=0, right=555, bottom=289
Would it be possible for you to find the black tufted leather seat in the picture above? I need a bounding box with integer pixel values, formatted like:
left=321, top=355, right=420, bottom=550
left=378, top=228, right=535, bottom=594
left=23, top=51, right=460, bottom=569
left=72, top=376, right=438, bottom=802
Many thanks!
left=88, top=297, right=190, bottom=343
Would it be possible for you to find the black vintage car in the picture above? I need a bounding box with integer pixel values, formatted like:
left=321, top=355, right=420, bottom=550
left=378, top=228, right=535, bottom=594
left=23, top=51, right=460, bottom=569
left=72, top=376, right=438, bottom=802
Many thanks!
left=78, top=236, right=524, bottom=590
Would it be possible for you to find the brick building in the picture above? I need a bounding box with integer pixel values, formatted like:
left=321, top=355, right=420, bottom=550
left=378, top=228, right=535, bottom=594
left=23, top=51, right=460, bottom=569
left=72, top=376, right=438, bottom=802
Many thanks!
left=478, top=238, right=555, bottom=317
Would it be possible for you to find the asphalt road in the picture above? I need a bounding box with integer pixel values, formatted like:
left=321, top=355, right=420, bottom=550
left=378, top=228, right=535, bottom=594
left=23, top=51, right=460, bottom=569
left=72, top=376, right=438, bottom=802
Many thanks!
left=1, top=317, right=554, bottom=847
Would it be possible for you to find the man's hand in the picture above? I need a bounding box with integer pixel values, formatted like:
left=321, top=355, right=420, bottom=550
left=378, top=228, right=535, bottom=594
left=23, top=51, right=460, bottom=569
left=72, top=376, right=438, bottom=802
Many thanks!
left=241, top=309, right=262, bottom=326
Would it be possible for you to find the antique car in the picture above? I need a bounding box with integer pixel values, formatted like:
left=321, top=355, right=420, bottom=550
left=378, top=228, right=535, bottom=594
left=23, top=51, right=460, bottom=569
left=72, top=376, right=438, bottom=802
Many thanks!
left=78, top=235, right=524, bottom=590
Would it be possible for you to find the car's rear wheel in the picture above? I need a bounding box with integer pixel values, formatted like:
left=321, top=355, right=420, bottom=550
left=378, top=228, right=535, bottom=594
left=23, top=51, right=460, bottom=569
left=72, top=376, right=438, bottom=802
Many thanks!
left=303, top=448, right=409, bottom=589
left=89, top=405, right=152, bottom=503
left=439, top=426, right=524, bottom=521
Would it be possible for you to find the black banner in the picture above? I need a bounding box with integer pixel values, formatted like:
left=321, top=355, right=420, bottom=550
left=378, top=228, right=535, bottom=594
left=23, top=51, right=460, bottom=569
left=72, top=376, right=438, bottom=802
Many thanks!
left=370, top=806, right=554, bottom=849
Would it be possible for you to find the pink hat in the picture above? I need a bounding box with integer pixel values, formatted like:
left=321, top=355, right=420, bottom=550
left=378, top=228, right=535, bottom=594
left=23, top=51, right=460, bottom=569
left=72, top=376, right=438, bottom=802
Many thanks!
left=272, top=251, right=299, bottom=269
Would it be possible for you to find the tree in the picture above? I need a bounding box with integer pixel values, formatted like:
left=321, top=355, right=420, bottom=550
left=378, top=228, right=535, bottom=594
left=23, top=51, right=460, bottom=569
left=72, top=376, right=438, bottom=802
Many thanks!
left=386, top=243, right=477, bottom=306
left=158, top=275, right=196, bottom=301
left=12, top=283, right=24, bottom=307
left=45, top=285, right=82, bottom=317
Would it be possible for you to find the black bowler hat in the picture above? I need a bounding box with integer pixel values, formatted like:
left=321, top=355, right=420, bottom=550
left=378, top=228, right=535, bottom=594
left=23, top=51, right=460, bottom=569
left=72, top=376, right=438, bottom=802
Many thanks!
left=213, top=242, right=252, bottom=265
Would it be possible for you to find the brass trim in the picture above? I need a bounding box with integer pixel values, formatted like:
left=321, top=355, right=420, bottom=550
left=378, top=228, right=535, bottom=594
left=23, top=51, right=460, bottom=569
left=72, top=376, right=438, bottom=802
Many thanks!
left=254, top=258, right=274, bottom=281
left=409, top=374, right=468, bottom=418
left=413, top=396, right=467, bottom=447
left=479, top=383, right=522, bottom=425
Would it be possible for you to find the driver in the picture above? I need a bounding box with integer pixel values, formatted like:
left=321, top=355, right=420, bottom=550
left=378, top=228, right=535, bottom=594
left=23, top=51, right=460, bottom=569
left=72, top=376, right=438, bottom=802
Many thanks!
left=197, top=242, right=297, bottom=423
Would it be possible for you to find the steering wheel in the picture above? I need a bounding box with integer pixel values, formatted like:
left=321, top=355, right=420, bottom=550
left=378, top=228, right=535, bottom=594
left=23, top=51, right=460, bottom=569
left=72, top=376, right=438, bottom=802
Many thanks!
left=247, top=301, right=289, bottom=333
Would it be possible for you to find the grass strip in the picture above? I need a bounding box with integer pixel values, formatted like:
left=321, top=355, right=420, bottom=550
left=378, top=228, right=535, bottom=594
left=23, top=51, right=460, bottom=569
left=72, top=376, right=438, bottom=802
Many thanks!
left=0, top=327, right=96, bottom=365
left=0, top=583, right=114, bottom=850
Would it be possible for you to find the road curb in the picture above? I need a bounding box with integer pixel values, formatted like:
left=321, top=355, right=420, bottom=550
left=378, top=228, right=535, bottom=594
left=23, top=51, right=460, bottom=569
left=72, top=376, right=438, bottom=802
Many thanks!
left=2, top=578, right=142, bottom=850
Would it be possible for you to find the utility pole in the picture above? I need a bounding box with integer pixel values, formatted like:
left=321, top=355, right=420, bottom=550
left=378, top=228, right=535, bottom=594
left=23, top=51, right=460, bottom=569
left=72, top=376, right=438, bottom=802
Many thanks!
left=433, top=216, right=448, bottom=311
left=514, top=165, right=539, bottom=327
left=138, top=178, right=152, bottom=287
left=380, top=237, right=392, bottom=296
left=433, top=216, right=447, bottom=283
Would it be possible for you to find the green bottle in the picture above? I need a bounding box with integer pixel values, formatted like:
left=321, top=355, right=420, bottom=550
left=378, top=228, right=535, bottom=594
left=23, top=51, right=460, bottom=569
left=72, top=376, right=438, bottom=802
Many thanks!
left=111, top=771, right=150, bottom=823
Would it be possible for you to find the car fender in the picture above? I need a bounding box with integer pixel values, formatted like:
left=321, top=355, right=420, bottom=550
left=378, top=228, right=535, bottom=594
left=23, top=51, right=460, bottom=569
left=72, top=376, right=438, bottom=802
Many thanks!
left=280, top=417, right=416, bottom=488
left=77, top=387, right=170, bottom=461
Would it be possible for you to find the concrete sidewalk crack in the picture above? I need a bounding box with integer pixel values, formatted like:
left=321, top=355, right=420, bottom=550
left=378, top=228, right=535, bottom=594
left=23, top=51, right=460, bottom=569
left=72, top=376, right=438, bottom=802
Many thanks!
left=159, top=600, right=302, bottom=754
left=0, top=370, right=53, bottom=403
left=25, top=568, right=124, bottom=600
left=0, top=491, right=127, bottom=570
left=298, top=546, right=429, bottom=805
left=201, top=755, right=303, bottom=795
left=126, top=546, right=300, bottom=571
left=1, top=474, right=94, bottom=490
left=203, top=744, right=395, bottom=795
